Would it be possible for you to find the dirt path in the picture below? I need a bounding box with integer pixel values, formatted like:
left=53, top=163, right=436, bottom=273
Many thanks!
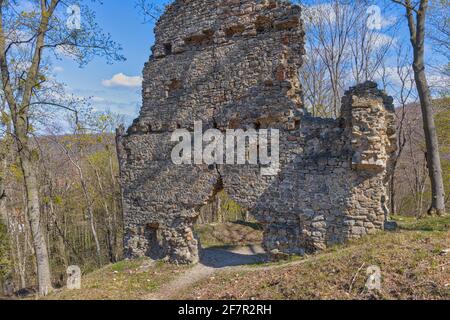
left=143, top=244, right=361, bottom=300
left=144, top=245, right=267, bottom=300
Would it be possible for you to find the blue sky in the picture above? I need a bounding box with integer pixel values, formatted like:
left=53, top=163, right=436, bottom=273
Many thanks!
left=53, top=1, right=164, bottom=123
left=48, top=0, right=447, bottom=125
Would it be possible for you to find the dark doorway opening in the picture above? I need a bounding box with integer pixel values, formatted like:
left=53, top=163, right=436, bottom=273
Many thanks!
left=195, top=188, right=263, bottom=249
left=144, top=223, right=165, bottom=260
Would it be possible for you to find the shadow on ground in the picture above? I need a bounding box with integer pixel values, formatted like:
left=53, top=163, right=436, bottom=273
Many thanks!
left=199, top=245, right=268, bottom=268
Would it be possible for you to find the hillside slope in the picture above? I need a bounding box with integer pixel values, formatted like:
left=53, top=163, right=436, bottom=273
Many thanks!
left=47, top=216, right=449, bottom=300
left=178, top=216, right=450, bottom=300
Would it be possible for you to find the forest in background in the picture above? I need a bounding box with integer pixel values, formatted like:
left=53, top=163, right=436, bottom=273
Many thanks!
left=0, top=100, right=448, bottom=296
left=0, top=0, right=449, bottom=296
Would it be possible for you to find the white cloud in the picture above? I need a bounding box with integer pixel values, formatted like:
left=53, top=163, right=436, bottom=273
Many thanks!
left=5, top=29, right=33, bottom=50
left=374, top=66, right=412, bottom=88
left=302, top=3, right=397, bottom=31
left=87, top=93, right=140, bottom=118
left=55, top=44, right=82, bottom=60
left=370, top=33, right=396, bottom=49
left=15, top=1, right=34, bottom=13
left=378, top=65, right=449, bottom=90
left=92, top=96, right=106, bottom=102
left=102, top=73, right=143, bottom=88
left=53, top=66, right=64, bottom=73
left=381, top=15, right=397, bottom=28
left=427, top=71, right=450, bottom=92
left=302, top=4, right=336, bottom=25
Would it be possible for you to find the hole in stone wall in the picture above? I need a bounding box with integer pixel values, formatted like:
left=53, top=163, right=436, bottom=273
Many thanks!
left=195, top=188, right=262, bottom=249
left=225, top=24, right=245, bottom=38
left=264, top=79, right=274, bottom=87
left=255, top=16, right=273, bottom=33
left=167, top=79, right=183, bottom=96
left=184, top=29, right=214, bottom=47
left=164, top=43, right=172, bottom=55
left=144, top=223, right=165, bottom=260
left=274, top=18, right=299, bottom=31
left=228, top=118, right=241, bottom=129
left=268, top=0, right=278, bottom=9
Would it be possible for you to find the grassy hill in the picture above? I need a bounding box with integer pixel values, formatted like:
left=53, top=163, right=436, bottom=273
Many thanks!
left=46, top=215, right=449, bottom=300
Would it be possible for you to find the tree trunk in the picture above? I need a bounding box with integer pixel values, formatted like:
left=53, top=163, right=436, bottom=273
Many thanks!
left=406, top=0, right=446, bottom=215
left=1, top=2, right=55, bottom=295
left=77, top=162, right=102, bottom=265
left=19, top=155, right=53, bottom=295
left=14, top=225, right=26, bottom=289
left=0, top=116, right=10, bottom=224
left=0, top=157, right=6, bottom=224
left=49, top=200, right=68, bottom=269
left=86, top=200, right=102, bottom=266
left=93, top=166, right=115, bottom=263
left=413, top=69, right=446, bottom=215
left=109, top=154, right=121, bottom=261
left=389, top=175, right=396, bottom=215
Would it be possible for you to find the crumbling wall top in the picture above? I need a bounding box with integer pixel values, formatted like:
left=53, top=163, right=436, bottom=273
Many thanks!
left=129, top=0, right=305, bottom=134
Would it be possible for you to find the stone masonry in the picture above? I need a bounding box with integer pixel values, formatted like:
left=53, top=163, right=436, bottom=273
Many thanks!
left=116, top=0, right=397, bottom=264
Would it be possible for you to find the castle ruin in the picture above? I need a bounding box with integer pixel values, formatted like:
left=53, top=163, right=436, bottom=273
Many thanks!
left=116, top=0, right=397, bottom=264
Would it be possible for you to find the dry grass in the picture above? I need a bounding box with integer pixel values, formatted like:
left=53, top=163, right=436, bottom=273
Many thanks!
left=177, top=215, right=450, bottom=300
left=45, top=216, right=449, bottom=300
left=46, top=259, right=188, bottom=300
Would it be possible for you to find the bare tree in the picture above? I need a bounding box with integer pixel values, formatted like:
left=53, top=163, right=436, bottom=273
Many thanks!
left=427, top=0, right=449, bottom=61
left=426, top=0, right=450, bottom=96
left=55, top=139, right=103, bottom=266
left=299, top=0, right=396, bottom=117
left=300, top=47, right=333, bottom=116
left=135, top=0, right=172, bottom=22
left=0, top=0, right=124, bottom=295
left=0, top=93, right=8, bottom=224
left=299, top=0, right=360, bottom=117
left=349, top=6, right=396, bottom=84
left=387, top=45, right=417, bottom=214
left=392, top=0, right=446, bottom=215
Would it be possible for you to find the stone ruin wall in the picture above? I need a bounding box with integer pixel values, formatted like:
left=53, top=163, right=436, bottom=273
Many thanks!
left=117, top=0, right=397, bottom=264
